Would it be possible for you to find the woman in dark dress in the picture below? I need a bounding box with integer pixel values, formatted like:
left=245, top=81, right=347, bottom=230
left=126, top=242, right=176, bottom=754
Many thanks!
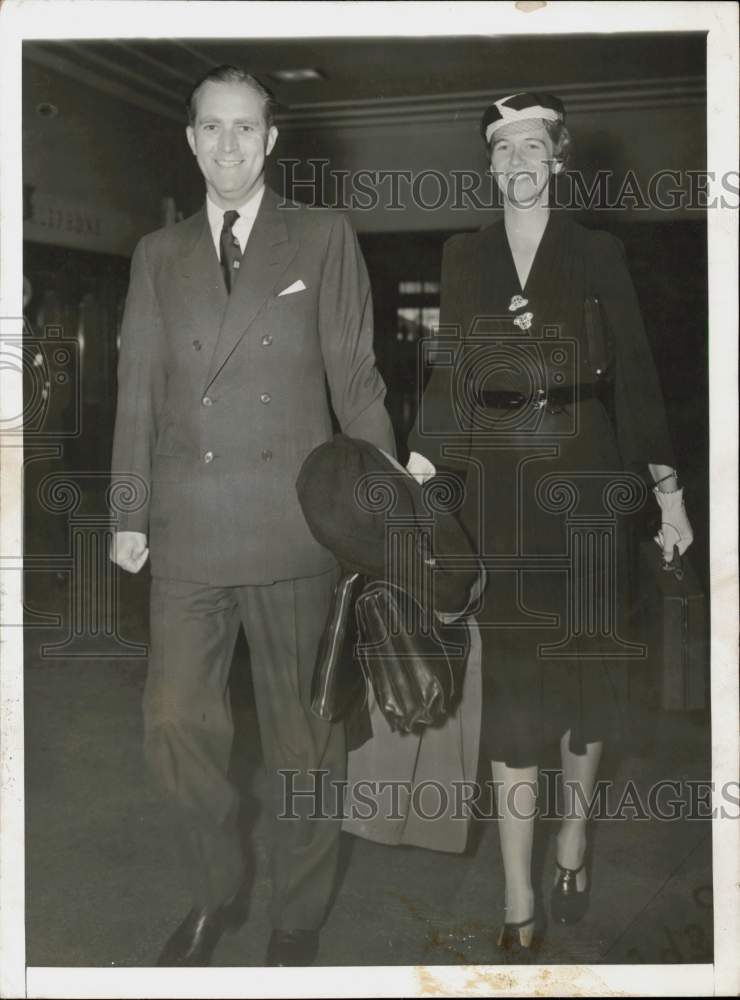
left=406, top=92, right=694, bottom=957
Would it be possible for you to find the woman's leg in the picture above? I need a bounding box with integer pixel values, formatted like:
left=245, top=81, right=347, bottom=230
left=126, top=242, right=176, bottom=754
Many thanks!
left=555, top=731, right=603, bottom=891
left=491, top=760, right=538, bottom=939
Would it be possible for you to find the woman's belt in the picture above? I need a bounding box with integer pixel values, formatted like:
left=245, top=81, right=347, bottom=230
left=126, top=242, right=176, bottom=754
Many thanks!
left=479, top=384, right=598, bottom=410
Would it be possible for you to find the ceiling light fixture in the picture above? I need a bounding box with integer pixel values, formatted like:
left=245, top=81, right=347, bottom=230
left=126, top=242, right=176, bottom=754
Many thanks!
left=269, top=68, right=325, bottom=83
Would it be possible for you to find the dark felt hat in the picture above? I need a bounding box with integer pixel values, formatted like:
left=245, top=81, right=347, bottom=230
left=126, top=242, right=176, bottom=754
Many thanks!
left=296, top=435, right=478, bottom=616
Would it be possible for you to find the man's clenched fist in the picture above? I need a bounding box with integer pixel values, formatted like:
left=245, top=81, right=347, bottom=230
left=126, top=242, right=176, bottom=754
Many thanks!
left=110, top=531, right=149, bottom=573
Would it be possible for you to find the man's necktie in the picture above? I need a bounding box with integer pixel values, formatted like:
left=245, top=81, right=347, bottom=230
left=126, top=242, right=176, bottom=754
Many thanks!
left=219, top=210, right=242, bottom=293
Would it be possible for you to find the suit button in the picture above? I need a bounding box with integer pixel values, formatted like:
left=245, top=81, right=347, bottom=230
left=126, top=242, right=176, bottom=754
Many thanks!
left=261, top=449, right=273, bottom=461
left=192, top=340, right=202, bottom=351
left=261, top=334, right=273, bottom=347
left=260, top=392, right=271, bottom=404
left=202, top=395, right=213, bottom=407
left=204, top=450, right=214, bottom=464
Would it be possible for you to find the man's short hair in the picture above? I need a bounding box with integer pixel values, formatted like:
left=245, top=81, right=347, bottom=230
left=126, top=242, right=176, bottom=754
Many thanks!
left=186, top=65, right=277, bottom=131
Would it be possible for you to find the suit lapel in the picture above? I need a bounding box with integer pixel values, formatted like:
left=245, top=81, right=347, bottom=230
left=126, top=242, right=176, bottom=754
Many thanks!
left=203, top=188, right=299, bottom=390
left=178, top=208, right=228, bottom=352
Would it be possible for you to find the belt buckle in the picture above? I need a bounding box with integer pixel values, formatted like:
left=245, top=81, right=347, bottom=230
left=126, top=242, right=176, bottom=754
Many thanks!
left=532, top=388, right=547, bottom=410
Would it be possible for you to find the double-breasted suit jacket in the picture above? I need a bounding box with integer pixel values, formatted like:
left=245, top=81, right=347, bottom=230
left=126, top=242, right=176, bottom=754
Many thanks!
left=112, top=186, right=395, bottom=583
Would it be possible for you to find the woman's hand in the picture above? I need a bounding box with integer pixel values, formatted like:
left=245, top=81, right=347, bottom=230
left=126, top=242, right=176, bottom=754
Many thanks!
left=653, top=487, right=694, bottom=561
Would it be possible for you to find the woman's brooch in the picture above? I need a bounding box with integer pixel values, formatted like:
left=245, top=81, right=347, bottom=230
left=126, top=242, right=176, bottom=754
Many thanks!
left=509, top=294, right=529, bottom=311
left=513, top=311, right=534, bottom=331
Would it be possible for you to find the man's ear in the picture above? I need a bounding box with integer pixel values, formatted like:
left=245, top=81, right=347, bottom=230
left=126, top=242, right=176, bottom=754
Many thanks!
left=186, top=126, right=197, bottom=157
left=265, top=126, right=278, bottom=157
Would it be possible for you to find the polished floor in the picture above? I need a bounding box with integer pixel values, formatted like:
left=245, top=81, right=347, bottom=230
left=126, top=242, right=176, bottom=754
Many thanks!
left=23, top=569, right=712, bottom=969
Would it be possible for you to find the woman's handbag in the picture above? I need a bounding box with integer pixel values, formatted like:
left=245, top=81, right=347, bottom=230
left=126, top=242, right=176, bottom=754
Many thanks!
left=637, top=540, right=707, bottom=711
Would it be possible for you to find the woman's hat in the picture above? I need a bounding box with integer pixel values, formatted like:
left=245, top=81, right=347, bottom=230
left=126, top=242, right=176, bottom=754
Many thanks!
left=481, top=92, right=565, bottom=143
left=296, top=435, right=479, bottom=616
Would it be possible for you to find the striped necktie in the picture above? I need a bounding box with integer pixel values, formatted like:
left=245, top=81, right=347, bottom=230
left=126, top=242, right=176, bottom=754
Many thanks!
left=219, top=210, right=242, bottom=293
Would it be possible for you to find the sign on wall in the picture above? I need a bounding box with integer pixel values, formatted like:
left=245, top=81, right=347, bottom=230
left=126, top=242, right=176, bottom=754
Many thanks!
left=23, top=186, right=151, bottom=256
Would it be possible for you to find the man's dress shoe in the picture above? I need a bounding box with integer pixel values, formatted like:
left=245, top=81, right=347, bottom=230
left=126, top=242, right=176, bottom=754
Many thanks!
left=265, top=929, right=320, bottom=967
left=156, top=886, right=250, bottom=966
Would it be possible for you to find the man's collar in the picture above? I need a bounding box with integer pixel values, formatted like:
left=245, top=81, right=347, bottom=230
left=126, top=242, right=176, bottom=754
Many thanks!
left=206, top=184, right=266, bottom=227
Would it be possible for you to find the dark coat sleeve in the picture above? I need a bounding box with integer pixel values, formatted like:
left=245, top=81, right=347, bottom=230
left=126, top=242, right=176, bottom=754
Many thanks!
left=110, top=236, right=167, bottom=533
left=590, top=231, right=675, bottom=470
left=318, top=213, right=396, bottom=456
left=406, top=233, right=473, bottom=471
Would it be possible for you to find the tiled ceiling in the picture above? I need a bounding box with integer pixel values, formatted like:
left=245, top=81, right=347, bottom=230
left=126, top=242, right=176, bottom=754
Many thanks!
left=24, top=33, right=706, bottom=125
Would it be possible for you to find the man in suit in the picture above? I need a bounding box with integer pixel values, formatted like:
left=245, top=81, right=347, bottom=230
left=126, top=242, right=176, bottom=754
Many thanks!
left=110, top=65, right=395, bottom=967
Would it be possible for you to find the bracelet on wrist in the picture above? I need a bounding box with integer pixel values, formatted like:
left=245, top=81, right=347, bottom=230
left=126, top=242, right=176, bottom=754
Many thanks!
left=653, top=470, right=678, bottom=488
left=653, top=470, right=680, bottom=494
left=654, top=485, right=682, bottom=496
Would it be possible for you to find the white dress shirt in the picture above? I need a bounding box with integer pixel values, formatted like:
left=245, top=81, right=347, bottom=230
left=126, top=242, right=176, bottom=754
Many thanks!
left=206, top=185, right=265, bottom=259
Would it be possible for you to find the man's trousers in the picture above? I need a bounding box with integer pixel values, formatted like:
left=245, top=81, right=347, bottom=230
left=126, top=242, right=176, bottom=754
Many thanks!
left=143, top=568, right=344, bottom=931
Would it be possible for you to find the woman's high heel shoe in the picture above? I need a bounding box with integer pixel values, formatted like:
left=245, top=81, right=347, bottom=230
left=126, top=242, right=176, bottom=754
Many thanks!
left=496, top=915, right=541, bottom=963
left=550, top=860, right=590, bottom=925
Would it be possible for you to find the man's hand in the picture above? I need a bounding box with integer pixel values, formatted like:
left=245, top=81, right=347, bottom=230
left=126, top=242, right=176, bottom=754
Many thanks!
left=406, top=451, right=436, bottom=485
left=110, top=531, right=149, bottom=573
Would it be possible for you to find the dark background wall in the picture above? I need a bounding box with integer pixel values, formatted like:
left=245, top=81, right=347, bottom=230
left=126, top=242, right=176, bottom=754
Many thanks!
left=23, top=60, right=193, bottom=254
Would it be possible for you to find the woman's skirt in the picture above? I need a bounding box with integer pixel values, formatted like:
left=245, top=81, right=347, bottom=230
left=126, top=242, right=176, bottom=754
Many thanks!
left=459, top=399, right=643, bottom=767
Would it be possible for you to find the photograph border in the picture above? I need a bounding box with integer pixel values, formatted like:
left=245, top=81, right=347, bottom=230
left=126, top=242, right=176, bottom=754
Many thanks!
left=1, top=2, right=737, bottom=997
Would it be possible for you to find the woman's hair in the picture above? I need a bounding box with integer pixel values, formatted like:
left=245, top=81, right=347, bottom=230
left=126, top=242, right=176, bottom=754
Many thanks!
left=186, top=65, right=277, bottom=131
left=485, top=118, right=573, bottom=170
left=543, top=121, right=572, bottom=170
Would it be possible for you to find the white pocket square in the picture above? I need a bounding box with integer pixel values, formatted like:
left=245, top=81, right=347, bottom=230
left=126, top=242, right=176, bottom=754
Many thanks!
left=278, top=279, right=306, bottom=296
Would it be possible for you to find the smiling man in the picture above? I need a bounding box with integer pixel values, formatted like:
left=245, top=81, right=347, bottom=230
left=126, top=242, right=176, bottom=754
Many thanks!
left=186, top=74, right=278, bottom=209
left=110, top=65, right=395, bottom=967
